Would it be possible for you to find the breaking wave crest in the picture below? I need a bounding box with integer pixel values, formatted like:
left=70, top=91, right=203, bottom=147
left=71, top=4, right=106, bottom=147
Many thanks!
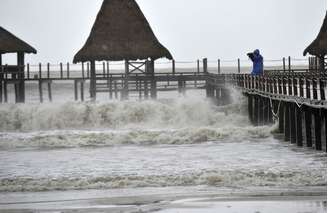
left=0, top=98, right=248, bottom=132
left=0, top=127, right=272, bottom=149
left=0, top=169, right=325, bottom=192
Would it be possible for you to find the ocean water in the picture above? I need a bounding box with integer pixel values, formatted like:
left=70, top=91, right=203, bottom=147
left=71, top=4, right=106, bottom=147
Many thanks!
left=0, top=84, right=326, bottom=212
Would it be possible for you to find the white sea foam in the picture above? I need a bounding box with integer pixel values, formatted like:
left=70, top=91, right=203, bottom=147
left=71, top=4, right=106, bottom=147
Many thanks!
left=0, top=96, right=274, bottom=149
left=0, top=169, right=325, bottom=192
left=0, top=97, right=248, bottom=131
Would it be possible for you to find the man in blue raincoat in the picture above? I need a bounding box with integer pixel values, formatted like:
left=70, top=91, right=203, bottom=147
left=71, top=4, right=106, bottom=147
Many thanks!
left=247, top=49, right=263, bottom=75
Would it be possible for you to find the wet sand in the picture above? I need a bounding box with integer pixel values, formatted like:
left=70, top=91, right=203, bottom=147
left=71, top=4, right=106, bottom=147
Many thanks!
left=0, top=186, right=326, bottom=213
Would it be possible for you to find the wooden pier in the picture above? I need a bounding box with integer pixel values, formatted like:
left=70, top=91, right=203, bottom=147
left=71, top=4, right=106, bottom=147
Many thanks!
left=0, top=58, right=326, bottom=151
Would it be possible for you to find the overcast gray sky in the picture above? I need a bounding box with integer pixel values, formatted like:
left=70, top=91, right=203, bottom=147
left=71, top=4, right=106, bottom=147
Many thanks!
left=0, top=0, right=326, bottom=64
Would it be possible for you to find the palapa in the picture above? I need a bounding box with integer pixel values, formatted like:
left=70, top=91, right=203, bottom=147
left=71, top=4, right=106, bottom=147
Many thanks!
left=0, top=26, right=37, bottom=54
left=74, top=0, right=173, bottom=63
left=303, top=13, right=327, bottom=58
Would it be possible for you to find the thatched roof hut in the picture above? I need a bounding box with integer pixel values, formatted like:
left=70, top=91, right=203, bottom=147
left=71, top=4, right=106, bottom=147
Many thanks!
left=74, top=0, right=173, bottom=63
left=0, top=26, right=37, bottom=54
left=303, top=13, right=327, bottom=58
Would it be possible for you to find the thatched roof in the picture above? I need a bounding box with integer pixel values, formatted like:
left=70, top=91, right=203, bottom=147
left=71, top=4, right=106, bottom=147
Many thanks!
left=303, top=13, right=327, bottom=57
left=74, top=0, right=173, bottom=63
left=0, top=26, right=37, bottom=54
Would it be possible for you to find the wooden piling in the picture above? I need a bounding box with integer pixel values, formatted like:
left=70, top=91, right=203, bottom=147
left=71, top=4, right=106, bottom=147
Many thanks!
left=17, top=53, right=25, bottom=103
left=47, top=82, right=52, bottom=102
left=248, top=95, right=254, bottom=123
left=90, top=61, right=96, bottom=100
left=253, top=96, right=259, bottom=126
left=67, top=63, right=70, bottom=79
left=314, top=109, right=322, bottom=150
left=218, top=59, right=221, bottom=74
left=258, top=97, right=264, bottom=125
left=197, top=60, right=200, bottom=73
left=284, top=103, right=290, bottom=141
left=278, top=102, right=284, bottom=133
left=74, top=80, right=78, bottom=101
left=238, top=58, right=241, bottom=74
left=81, top=81, right=84, bottom=102
left=172, top=60, right=175, bottom=74
left=203, top=58, right=208, bottom=73
left=82, top=63, right=85, bottom=79
left=114, top=81, right=118, bottom=99
left=39, top=80, right=43, bottom=103
left=295, top=106, right=303, bottom=146
left=304, top=106, right=313, bottom=148
left=60, top=63, right=63, bottom=79
left=47, top=63, right=50, bottom=79
left=122, top=60, right=129, bottom=100
left=3, top=82, right=7, bottom=103
left=290, top=103, right=296, bottom=144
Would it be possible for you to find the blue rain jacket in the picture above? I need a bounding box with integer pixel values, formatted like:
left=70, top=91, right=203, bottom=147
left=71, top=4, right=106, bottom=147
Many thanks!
left=251, top=49, right=263, bottom=75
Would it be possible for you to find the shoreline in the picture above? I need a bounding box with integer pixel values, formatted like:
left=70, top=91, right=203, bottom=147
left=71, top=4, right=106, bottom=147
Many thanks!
left=0, top=186, right=326, bottom=213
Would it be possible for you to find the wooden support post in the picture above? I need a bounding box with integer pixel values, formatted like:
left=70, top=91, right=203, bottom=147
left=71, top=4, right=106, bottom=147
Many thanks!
left=149, top=60, right=157, bottom=99
left=138, top=81, right=142, bottom=100
left=0, top=80, right=2, bottom=103
left=60, top=63, right=63, bottom=79
left=290, top=104, right=296, bottom=144
left=197, top=59, right=200, bottom=73
left=39, top=80, right=43, bottom=103
left=172, top=60, right=175, bottom=74
left=27, top=63, right=30, bottom=79
left=39, top=63, right=42, bottom=79
left=284, top=103, right=290, bottom=141
left=0, top=54, right=2, bottom=103
left=47, top=63, right=50, bottom=79
left=114, top=81, right=118, bottom=99
left=283, top=57, right=286, bottom=72
left=109, top=79, right=113, bottom=99
left=248, top=95, right=253, bottom=124
left=74, top=80, right=78, bottom=101
left=314, top=109, right=322, bottom=151
left=82, top=63, right=85, bottom=79
left=87, top=63, right=90, bottom=78
left=203, top=58, right=208, bottom=73
left=237, top=58, right=241, bottom=74
left=81, top=81, right=84, bottom=102
left=304, top=106, right=313, bottom=148
left=67, top=63, right=70, bottom=79
left=296, top=106, right=303, bottom=147
left=144, top=80, right=149, bottom=99
left=17, top=52, right=25, bottom=103
left=106, top=61, right=110, bottom=77
left=102, top=62, right=106, bottom=77
left=278, top=102, right=284, bottom=133
left=47, top=82, right=52, bottom=102
left=122, top=60, right=129, bottom=100
left=288, top=56, right=291, bottom=73
left=90, top=61, right=96, bottom=100
left=267, top=98, right=273, bottom=124
left=322, top=109, right=327, bottom=151
left=3, top=82, right=7, bottom=103
left=258, top=97, right=264, bottom=125
left=218, top=59, right=221, bottom=74
left=252, top=96, right=259, bottom=126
